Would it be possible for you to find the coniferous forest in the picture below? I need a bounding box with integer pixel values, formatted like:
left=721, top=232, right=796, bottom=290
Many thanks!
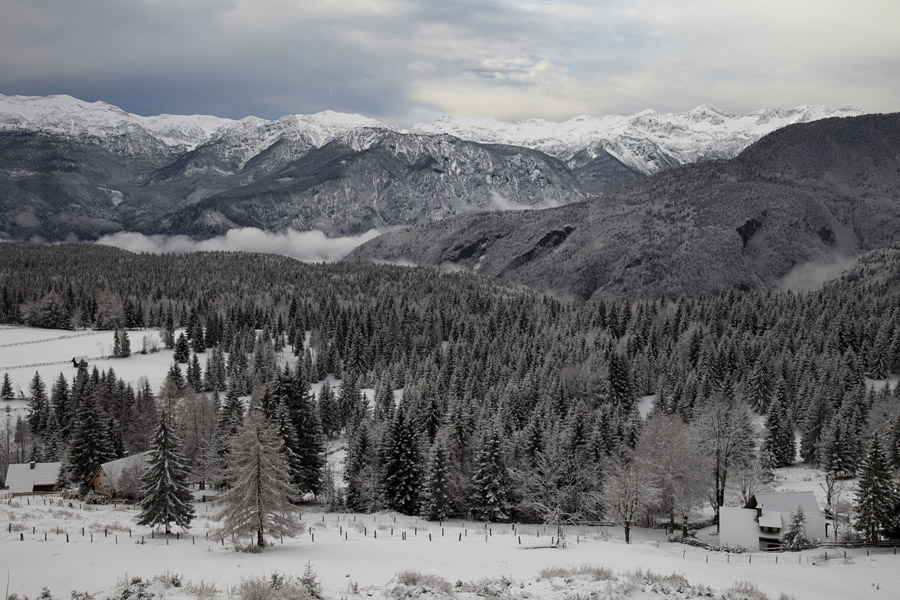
left=1, top=242, right=899, bottom=535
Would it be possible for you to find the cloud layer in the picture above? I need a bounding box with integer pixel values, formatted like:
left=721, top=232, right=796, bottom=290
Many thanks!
left=1, top=1, right=897, bottom=122
left=97, top=228, right=381, bottom=262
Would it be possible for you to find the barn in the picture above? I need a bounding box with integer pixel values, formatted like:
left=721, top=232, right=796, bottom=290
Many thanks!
left=88, top=452, right=151, bottom=500
left=3, top=461, right=61, bottom=496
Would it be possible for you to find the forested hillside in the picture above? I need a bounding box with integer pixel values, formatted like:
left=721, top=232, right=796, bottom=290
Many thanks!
left=1, top=243, right=898, bottom=530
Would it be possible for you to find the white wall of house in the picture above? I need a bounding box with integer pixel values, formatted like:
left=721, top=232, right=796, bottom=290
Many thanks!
left=719, top=507, right=761, bottom=550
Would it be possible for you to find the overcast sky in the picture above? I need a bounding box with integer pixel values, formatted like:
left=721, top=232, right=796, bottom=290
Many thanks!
left=1, top=0, right=897, bottom=124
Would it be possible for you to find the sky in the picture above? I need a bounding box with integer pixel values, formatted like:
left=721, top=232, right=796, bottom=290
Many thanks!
left=1, top=0, right=898, bottom=125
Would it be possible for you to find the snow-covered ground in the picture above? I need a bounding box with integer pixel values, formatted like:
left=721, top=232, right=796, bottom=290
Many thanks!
left=0, top=495, right=897, bottom=600
left=0, top=326, right=175, bottom=396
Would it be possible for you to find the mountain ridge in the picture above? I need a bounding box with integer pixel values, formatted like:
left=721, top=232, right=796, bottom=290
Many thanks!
left=347, top=113, right=900, bottom=299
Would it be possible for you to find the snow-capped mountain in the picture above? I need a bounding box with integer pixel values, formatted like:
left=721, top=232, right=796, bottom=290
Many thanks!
left=410, top=104, right=865, bottom=175
left=0, top=93, right=868, bottom=242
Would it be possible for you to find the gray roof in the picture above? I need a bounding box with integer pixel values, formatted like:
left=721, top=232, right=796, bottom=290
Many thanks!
left=4, top=462, right=61, bottom=494
left=751, top=491, right=821, bottom=515
left=97, top=452, right=151, bottom=487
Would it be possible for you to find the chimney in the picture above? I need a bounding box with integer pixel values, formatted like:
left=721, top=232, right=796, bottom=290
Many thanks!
left=29, top=461, right=36, bottom=470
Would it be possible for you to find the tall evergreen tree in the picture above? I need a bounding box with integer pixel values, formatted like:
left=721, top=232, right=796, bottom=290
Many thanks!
left=27, top=372, right=50, bottom=436
left=381, top=403, right=420, bottom=515
left=137, top=410, right=195, bottom=534
left=1, top=372, right=14, bottom=400
left=65, top=392, right=112, bottom=486
left=420, top=439, right=454, bottom=520
left=853, top=433, right=899, bottom=544
left=762, top=380, right=795, bottom=468
left=174, top=332, right=190, bottom=363
left=215, top=408, right=300, bottom=548
left=470, top=424, right=511, bottom=522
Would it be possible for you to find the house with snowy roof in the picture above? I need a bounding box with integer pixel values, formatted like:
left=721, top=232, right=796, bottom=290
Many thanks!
left=3, top=461, right=61, bottom=496
left=719, top=491, right=827, bottom=550
left=88, top=452, right=151, bottom=500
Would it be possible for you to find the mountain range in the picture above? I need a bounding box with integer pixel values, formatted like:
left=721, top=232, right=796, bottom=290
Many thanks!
left=0, top=93, right=860, bottom=242
left=349, top=113, right=900, bottom=299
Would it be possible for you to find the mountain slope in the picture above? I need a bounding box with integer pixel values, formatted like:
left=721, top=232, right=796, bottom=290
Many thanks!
left=0, top=94, right=863, bottom=242
left=348, top=113, right=900, bottom=299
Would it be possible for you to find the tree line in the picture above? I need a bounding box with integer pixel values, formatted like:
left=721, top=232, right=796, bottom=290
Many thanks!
left=1, top=242, right=899, bottom=543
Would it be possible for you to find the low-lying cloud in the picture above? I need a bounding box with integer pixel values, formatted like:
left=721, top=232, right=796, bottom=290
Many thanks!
left=97, top=228, right=382, bottom=262
left=489, top=190, right=562, bottom=212
left=777, top=254, right=855, bottom=291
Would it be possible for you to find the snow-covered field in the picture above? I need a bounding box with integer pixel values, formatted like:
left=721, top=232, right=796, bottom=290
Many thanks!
left=1, top=494, right=898, bottom=600
left=0, top=326, right=175, bottom=397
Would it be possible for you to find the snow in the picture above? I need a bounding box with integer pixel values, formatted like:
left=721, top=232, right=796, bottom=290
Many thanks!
left=0, top=326, right=176, bottom=398
left=410, top=104, right=864, bottom=175
left=1, top=93, right=864, bottom=177
left=0, top=497, right=897, bottom=600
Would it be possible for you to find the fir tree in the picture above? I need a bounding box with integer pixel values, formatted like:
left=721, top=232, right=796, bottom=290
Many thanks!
left=762, top=380, right=795, bottom=468
left=65, top=392, right=112, bottom=486
left=344, top=419, right=380, bottom=512
left=853, top=433, right=899, bottom=544
left=420, top=439, right=453, bottom=520
left=137, top=410, right=195, bottom=534
left=1, top=372, right=14, bottom=400
left=781, top=507, right=810, bottom=550
left=470, top=424, right=510, bottom=522
left=215, top=408, right=300, bottom=548
left=381, top=403, right=420, bottom=515
left=187, top=353, right=203, bottom=391
left=27, top=372, right=50, bottom=436
left=174, top=332, right=190, bottom=363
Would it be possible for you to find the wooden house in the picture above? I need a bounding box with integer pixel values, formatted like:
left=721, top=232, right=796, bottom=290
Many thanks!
left=88, top=452, right=151, bottom=500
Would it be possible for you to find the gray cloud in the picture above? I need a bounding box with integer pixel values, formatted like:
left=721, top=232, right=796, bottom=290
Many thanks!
left=96, top=228, right=381, bottom=262
left=1, top=1, right=898, bottom=121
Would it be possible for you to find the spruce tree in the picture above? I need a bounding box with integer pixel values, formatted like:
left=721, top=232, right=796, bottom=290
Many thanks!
left=381, top=403, right=420, bottom=515
left=66, top=392, right=112, bottom=486
left=780, top=507, right=810, bottom=549
left=420, top=439, right=453, bottom=521
left=137, top=410, right=195, bottom=534
left=1, top=372, right=13, bottom=400
left=174, top=332, right=190, bottom=363
left=470, top=424, right=510, bottom=522
left=853, top=433, right=899, bottom=544
left=27, top=372, right=50, bottom=436
left=215, top=408, right=299, bottom=548
left=762, top=381, right=795, bottom=468
left=344, top=419, right=380, bottom=512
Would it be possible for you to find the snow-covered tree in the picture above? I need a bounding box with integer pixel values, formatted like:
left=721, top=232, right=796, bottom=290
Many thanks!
left=1, top=373, right=14, bottom=401
left=601, top=457, right=659, bottom=544
left=853, top=433, right=899, bottom=544
left=420, top=439, right=453, bottom=521
left=692, top=390, right=755, bottom=530
left=381, top=403, right=420, bottom=515
left=215, top=408, right=300, bottom=548
left=470, top=424, right=511, bottom=522
left=137, top=410, right=195, bottom=534
left=781, top=507, right=810, bottom=550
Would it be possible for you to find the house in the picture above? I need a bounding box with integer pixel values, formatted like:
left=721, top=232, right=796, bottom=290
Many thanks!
left=720, top=491, right=828, bottom=550
left=3, top=461, right=61, bottom=495
left=88, top=452, right=151, bottom=500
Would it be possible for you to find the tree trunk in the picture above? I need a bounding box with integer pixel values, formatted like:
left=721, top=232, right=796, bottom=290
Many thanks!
left=682, top=513, right=689, bottom=538
left=624, top=520, right=631, bottom=544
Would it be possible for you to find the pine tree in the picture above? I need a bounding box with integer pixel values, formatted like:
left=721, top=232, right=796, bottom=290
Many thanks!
left=174, top=332, right=190, bottom=363
left=215, top=408, right=300, bottom=548
left=1, top=372, right=14, bottom=400
left=781, top=507, right=810, bottom=549
left=137, top=410, right=195, bottom=534
left=762, top=380, right=795, bottom=468
left=381, top=403, right=420, bottom=515
left=27, top=372, right=50, bottom=436
left=120, top=330, right=131, bottom=357
left=112, top=331, right=121, bottom=358
left=187, top=353, right=203, bottom=391
left=420, top=439, right=453, bottom=520
left=344, top=419, right=380, bottom=512
left=853, top=433, right=899, bottom=544
left=66, top=392, right=112, bottom=486
left=470, top=424, right=510, bottom=522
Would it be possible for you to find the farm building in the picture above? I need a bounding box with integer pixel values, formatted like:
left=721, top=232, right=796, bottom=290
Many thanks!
left=3, top=461, right=61, bottom=495
left=720, top=491, right=827, bottom=550
left=88, top=452, right=151, bottom=500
